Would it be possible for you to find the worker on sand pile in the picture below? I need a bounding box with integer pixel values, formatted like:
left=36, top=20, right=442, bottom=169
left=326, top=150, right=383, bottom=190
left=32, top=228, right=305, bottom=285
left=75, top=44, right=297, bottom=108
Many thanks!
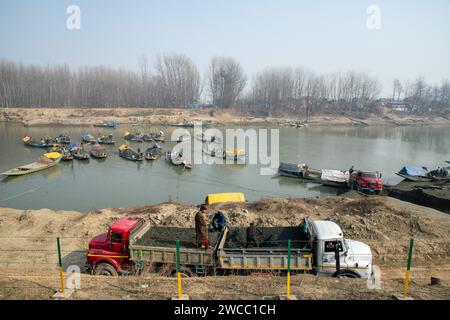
left=211, top=211, right=227, bottom=232
left=195, top=204, right=209, bottom=250
left=246, top=222, right=263, bottom=248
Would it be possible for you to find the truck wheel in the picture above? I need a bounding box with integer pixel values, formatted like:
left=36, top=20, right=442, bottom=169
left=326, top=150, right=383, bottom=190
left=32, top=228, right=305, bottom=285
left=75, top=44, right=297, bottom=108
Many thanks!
left=94, top=263, right=118, bottom=276
left=332, top=270, right=360, bottom=278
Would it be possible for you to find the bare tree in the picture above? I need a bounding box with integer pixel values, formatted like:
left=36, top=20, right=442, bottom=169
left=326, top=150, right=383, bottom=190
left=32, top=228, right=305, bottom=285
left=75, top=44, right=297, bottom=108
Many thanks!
left=208, top=56, right=247, bottom=108
left=155, top=54, right=201, bottom=107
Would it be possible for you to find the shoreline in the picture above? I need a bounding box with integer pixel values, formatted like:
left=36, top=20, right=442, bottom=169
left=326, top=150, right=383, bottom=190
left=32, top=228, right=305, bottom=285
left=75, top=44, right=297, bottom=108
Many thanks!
left=1, top=107, right=450, bottom=127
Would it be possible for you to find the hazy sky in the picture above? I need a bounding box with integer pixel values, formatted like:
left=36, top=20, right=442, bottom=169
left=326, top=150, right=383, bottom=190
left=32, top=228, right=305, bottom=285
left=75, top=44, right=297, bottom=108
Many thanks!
left=0, top=0, right=449, bottom=96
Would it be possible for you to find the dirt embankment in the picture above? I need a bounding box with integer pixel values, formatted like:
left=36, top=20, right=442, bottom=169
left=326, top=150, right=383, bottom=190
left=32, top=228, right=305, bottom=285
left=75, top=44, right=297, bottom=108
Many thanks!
left=1, top=107, right=449, bottom=127
left=386, top=180, right=450, bottom=213
left=0, top=195, right=448, bottom=300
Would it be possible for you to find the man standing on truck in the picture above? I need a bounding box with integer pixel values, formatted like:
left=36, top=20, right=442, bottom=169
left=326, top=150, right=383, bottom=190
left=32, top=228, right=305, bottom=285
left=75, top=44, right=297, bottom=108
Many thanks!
left=246, top=222, right=263, bottom=248
left=195, top=204, right=209, bottom=250
left=211, top=211, right=227, bottom=232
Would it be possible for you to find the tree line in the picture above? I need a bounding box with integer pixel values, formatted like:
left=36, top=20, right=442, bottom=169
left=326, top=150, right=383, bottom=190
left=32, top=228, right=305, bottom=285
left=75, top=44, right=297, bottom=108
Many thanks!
left=0, top=56, right=448, bottom=116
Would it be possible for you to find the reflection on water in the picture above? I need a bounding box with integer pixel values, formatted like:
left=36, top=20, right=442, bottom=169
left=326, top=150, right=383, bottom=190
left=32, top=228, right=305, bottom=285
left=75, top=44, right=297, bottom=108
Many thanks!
left=0, top=123, right=449, bottom=211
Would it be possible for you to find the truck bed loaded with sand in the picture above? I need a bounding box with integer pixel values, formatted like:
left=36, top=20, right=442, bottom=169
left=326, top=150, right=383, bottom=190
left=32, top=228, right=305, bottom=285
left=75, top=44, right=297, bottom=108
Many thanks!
left=87, top=216, right=373, bottom=279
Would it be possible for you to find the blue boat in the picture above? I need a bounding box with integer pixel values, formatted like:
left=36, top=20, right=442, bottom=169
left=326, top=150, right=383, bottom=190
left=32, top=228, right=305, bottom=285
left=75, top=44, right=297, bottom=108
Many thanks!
left=396, top=166, right=431, bottom=182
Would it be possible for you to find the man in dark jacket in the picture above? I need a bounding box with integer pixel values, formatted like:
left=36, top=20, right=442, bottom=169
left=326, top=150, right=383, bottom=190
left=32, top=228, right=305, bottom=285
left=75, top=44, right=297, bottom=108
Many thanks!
left=211, top=211, right=227, bottom=232
left=246, top=222, right=263, bottom=248
left=195, top=204, right=209, bottom=249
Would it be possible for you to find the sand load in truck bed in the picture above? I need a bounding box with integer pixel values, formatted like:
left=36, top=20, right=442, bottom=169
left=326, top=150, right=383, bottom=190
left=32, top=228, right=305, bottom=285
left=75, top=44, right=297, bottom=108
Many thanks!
left=134, top=226, right=221, bottom=249
left=224, top=226, right=309, bottom=249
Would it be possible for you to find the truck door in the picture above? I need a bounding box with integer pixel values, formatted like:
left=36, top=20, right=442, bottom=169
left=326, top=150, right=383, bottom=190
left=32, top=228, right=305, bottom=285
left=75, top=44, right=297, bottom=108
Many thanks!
left=319, top=240, right=348, bottom=274
left=109, top=231, right=128, bottom=266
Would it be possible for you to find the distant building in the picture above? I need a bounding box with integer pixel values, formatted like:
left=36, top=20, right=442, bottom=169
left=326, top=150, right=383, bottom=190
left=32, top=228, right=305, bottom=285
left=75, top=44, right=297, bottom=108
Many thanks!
left=380, top=98, right=413, bottom=113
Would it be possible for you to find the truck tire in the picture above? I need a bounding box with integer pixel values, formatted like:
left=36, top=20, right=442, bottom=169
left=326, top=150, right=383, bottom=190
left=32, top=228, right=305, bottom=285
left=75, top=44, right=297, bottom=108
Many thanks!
left=332, top=270, right=360, bottom=278
left=94, top=263, right=118, bottom=276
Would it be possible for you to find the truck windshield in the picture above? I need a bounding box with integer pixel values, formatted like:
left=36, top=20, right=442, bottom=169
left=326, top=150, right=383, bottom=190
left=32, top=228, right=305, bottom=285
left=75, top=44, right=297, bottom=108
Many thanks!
left=362, top=173, right=377, bottom=178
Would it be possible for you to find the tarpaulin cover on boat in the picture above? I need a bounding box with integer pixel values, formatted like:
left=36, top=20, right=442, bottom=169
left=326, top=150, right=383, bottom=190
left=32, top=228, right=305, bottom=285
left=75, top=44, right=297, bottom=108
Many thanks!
left=321, top=169, right=349, bottom=183
left=118, top=144, right=128, bottom=151
left=398, top=166, right=428, bottom=176
left=22, top=136, right=31, bottom=142
left=225, top=148, right=245, bottom=156
left=44, top=152, right=62, bottom=159
left=205, top=193, right=246, bottom=205
left=278, top=162, right=304, bottom=174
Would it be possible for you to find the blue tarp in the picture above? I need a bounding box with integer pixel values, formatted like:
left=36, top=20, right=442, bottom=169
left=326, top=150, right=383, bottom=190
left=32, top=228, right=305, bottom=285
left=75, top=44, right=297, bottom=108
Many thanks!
left=399, top=166, right=429, bottom=176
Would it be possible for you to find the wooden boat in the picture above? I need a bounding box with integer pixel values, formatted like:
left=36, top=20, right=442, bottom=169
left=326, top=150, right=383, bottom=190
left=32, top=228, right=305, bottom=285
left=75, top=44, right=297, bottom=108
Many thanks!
left=51, top=145, right=73, bottom=161
left=195, top=133, right=222, bottom=143
left=396, top=166, right=431, bottom=182
left=278, top=162, right=321, bottom=182
left=395, top=172, right=432, bottom=182
left=90, top=144, right=108, bottom=159
left=153, top=131, right=165, bottom=142
left=2, top=152, right=62, bottom=176
left=70, top=144, right=90, bottom=160
left=166, top=150, right=192, bottom=169
left=320, top=169, right=350, bottom=188
left=172, top=122, right=194, bottom=128
left=22, top=136, right=56, bottom=148
left=61, top=149, right=74, bottom=161
left=124, top=131, right=143, bottom=142
left=142, top=134, right=153, bottom=142
left=202, top=145, right=223, bottom=158
left=55, top=134, right=71, bottom=145
left=176, top=134, right=191, bottom=143
left=145, top=144, right=164, bottom=160
left=119, top=144, right=143, bottom=161
left=97, top=135, right=115, bottom=145
left=82, top=133, right=96, bottom=143
left=93, top=120, right=118, bottom=128
left=224, top=148, right=245, bottom=161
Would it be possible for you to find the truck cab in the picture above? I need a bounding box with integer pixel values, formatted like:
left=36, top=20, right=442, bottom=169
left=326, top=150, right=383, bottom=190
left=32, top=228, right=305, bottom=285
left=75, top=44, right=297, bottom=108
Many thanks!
left=309, top=220, right=372, bottom=278
left=86, top=216, right=145, bottom=275
left=349, top=170, right=383, bottom=194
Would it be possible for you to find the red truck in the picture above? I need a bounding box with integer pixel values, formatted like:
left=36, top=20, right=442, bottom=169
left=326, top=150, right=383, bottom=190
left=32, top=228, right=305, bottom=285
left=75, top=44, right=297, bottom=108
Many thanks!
left=348, top=170, right=383, bottom=194
left=86, top=216, right=145, bottom=275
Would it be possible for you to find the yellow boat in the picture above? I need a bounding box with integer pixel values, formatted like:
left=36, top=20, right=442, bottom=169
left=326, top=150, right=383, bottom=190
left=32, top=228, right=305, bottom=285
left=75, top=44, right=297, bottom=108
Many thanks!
left=1, top=152, right=62, bottom=176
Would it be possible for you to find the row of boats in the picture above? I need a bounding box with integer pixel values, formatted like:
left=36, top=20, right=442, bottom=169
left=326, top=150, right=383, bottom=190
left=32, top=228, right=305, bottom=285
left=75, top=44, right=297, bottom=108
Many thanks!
left=278, top=163, right=361, bottom=188
left=22, top=133, right=116, bottom=148
left=278, top=161, right=450, bottom=190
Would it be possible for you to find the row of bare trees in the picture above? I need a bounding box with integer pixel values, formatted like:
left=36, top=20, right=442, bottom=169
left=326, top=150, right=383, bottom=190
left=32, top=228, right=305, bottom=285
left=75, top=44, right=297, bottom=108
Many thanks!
left=244, top=67, right=382, bottom=116
left=0, top=55, right=202, bottom=108
left=391, top=77, right=450, bottom=114
left=1, top=56, right=449, bottom=115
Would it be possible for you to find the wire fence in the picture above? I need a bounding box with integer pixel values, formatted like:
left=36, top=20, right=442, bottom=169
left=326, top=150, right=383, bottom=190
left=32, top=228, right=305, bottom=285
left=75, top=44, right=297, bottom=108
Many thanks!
left=0, top=235, right=448, bottom=299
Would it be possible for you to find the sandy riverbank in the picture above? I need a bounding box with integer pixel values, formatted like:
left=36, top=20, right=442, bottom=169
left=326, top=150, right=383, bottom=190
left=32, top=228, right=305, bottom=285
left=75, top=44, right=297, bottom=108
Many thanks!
left=1, top=107, right=449, bottom=127
left=0, top=194, right=448, bottom=299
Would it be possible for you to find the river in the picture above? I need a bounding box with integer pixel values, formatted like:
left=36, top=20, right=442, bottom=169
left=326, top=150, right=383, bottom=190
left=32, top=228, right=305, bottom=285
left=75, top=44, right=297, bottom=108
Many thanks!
left=0, top=123, right=448, bottom=211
